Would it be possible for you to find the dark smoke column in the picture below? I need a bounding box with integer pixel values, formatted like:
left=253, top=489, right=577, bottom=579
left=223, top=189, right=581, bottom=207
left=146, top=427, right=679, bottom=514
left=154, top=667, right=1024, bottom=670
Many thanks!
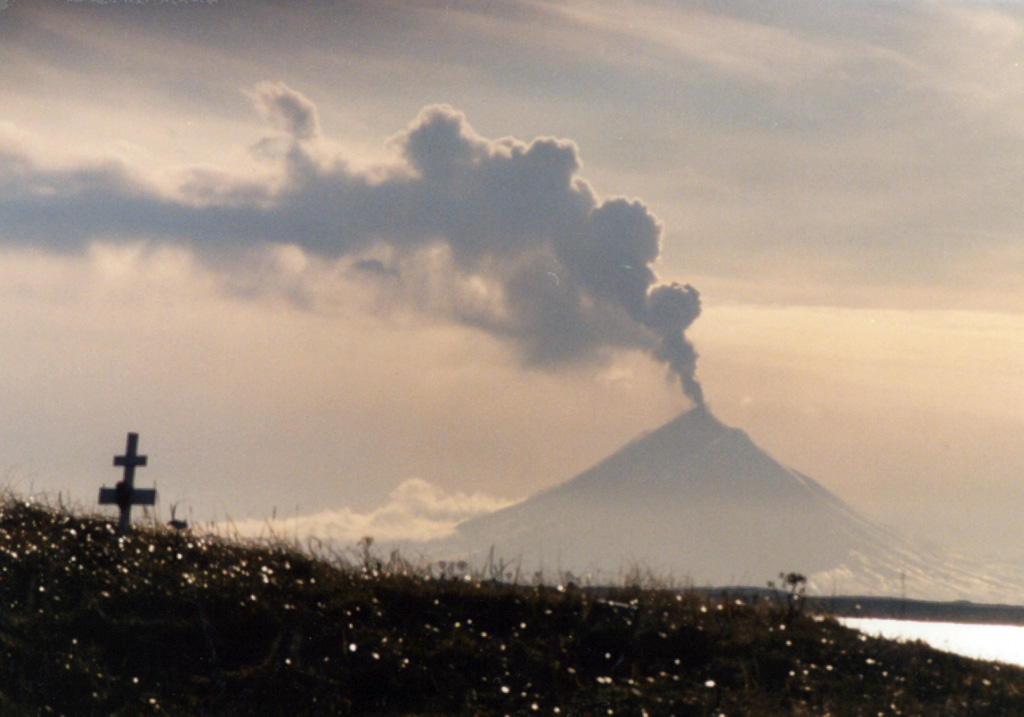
left=645, top=283, right=704, bottom=407
left=562, top=196, right=705, bottom=408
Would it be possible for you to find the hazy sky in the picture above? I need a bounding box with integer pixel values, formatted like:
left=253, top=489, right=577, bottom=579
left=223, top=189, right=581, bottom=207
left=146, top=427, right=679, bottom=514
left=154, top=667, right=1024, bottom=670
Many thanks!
left=2, top=0, right=1023, bottom=560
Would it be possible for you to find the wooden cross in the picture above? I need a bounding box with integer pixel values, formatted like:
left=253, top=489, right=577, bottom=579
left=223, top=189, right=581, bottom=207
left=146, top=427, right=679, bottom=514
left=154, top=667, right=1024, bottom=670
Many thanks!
left=98, top=432, right=156, bottom=535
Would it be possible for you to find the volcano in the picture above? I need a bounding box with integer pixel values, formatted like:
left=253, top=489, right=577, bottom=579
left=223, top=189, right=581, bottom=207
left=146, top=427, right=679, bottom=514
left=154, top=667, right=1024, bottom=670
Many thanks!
left=413, top=408, right=1018, bottom=600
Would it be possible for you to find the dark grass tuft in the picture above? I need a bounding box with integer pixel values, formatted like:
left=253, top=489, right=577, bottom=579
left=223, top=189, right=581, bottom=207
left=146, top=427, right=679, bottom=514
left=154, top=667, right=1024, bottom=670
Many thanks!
left=0, top=496, right=1020, bottom=714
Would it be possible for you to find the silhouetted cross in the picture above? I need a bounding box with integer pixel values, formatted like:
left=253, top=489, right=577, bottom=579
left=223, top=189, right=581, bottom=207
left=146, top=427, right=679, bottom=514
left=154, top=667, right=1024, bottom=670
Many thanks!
left=99, top=432, right=156, bottom=535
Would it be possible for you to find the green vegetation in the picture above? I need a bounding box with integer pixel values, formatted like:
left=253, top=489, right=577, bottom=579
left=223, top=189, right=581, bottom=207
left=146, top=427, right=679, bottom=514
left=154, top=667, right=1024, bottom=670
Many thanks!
left=0, top=497, right=1022, bottom=715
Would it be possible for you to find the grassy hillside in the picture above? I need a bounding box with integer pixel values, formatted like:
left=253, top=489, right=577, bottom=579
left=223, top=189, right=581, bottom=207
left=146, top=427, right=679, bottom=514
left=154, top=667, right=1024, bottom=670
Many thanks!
left=0, top=497, right=1022, bottom=715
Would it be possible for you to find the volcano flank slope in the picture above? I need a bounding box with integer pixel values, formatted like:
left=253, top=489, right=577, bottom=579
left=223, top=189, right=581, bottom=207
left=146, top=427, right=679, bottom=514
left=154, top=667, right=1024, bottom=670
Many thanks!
left=419, top=407, right=1017, bottom=600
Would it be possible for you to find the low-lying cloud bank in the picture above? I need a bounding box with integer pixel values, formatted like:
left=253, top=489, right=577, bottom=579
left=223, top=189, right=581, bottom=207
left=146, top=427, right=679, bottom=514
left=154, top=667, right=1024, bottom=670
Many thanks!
left=226, top=478, right=514, bottom=544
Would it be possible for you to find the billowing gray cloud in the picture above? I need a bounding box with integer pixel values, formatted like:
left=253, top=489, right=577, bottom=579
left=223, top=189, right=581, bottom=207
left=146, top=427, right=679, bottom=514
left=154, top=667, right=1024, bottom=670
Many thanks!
left=0, top=82, right=704, bottom=404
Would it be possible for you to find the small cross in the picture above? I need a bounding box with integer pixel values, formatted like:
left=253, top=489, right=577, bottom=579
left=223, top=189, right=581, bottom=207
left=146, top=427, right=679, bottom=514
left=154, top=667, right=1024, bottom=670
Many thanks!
left=98, top=432, right=157, bottom=535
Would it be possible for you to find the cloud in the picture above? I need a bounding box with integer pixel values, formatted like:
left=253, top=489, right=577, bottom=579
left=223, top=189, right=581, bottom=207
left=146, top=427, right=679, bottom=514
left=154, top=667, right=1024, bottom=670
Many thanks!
left=227, top=478, right=513, bottom=544
left=246, top=81, right=321, bottom=142
left=0, top=82, right=706, bottom=402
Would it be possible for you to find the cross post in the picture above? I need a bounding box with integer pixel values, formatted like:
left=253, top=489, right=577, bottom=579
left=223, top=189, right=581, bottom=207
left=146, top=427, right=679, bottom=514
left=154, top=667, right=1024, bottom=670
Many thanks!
left=98, top=432, right=156, bottom=535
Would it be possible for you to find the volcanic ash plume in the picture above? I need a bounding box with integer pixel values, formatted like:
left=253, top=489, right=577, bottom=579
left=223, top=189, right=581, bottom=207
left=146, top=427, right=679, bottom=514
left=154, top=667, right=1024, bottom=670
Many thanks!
left=645, top=283, right=704, bottom=406
left=0, top=82, right=705, bottom=404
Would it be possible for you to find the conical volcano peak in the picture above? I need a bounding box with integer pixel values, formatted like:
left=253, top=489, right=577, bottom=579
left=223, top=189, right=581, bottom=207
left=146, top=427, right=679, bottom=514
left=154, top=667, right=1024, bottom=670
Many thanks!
left=416, top=403, right=1010, bottom=602
left=665, top=403, right=723, bottom=432
left=535, top=406, right=741, bottom=504
left=620, top=404, right=730, bottom=459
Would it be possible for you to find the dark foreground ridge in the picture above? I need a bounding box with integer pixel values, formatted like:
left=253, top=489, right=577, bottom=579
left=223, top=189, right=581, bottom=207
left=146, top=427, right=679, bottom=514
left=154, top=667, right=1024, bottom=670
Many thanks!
left=1, top=498, right=1023, bottom=715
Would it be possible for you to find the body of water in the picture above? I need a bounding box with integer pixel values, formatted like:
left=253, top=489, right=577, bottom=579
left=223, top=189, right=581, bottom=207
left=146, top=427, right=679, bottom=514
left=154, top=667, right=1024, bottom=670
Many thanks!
left=840, top=618, right=1024, bottom=668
